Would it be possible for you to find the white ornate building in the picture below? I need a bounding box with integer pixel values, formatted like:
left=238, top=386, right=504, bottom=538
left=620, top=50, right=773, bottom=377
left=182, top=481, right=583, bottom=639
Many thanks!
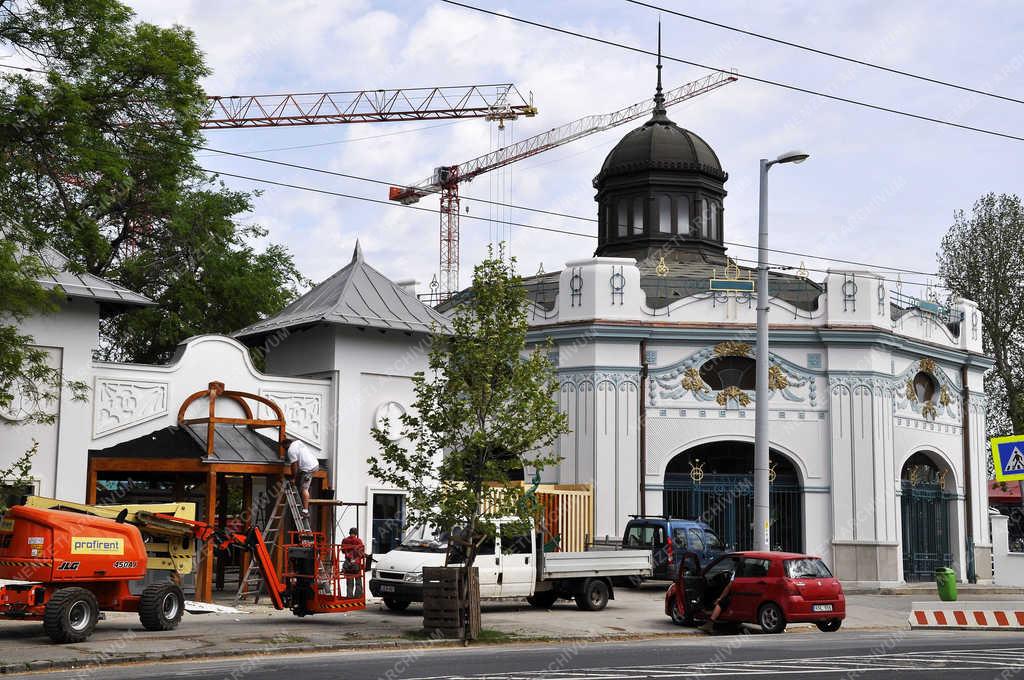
left=497, top=74, right=995, bottom=585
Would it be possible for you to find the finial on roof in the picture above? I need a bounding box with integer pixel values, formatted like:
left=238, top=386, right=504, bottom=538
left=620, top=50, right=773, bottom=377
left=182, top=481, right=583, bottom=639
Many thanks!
left=352, top=239, right=364, bottom=263
left=649, top=20, right=669, bottom=123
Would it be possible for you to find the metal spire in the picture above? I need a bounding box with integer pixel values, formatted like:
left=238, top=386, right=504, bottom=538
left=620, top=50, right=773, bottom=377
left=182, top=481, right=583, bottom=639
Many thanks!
left=650, top=21, right=669, bottom=122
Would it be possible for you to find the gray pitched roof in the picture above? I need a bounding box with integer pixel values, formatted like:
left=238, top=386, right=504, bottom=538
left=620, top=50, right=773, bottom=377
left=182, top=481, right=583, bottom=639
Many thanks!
left=36, top=247, right=153, bottom=312
left=233, top=241, right=451, bottom=339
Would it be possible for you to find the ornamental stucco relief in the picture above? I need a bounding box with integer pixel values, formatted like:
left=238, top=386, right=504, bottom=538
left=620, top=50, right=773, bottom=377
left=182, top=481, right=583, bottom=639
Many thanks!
left=93, top=379, right=168, bottom=436
left=260, top=389, right=322, bottom=445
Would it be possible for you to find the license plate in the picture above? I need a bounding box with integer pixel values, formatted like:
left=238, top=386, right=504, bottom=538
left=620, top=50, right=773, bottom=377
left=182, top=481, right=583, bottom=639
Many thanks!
left=812, top=604, right=833, bottom=612
left=379, top=584, right=396, bottom=593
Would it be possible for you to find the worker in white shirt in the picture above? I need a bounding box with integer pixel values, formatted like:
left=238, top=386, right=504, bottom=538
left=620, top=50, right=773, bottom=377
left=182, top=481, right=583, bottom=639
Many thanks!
left=283, top=437, right=319, bottom=517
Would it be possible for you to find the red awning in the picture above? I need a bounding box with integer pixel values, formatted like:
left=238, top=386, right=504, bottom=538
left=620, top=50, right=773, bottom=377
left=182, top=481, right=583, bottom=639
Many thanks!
left=989, top=480, right=1022, bottom=501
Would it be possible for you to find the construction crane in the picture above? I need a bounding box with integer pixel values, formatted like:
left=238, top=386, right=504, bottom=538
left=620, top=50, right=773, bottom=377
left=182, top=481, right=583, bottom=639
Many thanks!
left=199, top=84, right=536, bottom=129
left=388, top=71, right=738, bottom=300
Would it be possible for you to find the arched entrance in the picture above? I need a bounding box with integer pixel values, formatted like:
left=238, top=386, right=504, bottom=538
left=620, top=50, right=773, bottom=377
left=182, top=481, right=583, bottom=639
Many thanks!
left=663, top=442, right=803, bottom=552
left=900, top=452, right=954, bottom=581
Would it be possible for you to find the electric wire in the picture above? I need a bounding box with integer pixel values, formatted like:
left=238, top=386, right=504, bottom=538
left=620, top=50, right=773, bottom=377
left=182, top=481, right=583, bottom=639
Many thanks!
left=439, top=0, right=1024, bottom=144
left=625, top=0, right=1024, bottom=107
left=198, top=144, right=941, bottom=278
left=201, top=165, right=941, bottom=288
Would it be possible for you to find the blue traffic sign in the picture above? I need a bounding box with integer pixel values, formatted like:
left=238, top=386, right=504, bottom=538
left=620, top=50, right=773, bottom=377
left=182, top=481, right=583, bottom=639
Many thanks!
left=991, top=435, right=1024, bottom=482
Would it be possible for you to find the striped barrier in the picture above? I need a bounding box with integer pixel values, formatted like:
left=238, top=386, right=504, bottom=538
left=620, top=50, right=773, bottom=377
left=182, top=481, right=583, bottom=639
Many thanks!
left=909, top=602, right=1024, bottom=630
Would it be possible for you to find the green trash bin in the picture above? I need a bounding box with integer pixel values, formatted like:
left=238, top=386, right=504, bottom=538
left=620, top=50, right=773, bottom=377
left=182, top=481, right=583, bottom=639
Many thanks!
left=935, top=567, right=958, bottom=602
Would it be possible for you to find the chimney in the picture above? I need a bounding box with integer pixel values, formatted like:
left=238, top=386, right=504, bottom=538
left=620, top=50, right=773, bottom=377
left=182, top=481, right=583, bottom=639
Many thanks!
left=395, top=279, right=418, bottom=296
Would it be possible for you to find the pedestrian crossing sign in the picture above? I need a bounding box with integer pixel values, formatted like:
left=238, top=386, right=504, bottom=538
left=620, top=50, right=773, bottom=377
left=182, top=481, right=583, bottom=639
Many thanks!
left=991, top=435, right=1024, bottom=482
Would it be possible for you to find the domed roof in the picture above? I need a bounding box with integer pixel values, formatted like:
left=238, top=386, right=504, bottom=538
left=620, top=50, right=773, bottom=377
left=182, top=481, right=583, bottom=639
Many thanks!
left=595, top=113, right=726, bottom=184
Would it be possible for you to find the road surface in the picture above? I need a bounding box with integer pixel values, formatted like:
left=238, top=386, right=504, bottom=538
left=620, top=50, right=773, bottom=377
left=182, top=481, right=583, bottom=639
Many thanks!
left=9, top=630, right=1024, bottom=679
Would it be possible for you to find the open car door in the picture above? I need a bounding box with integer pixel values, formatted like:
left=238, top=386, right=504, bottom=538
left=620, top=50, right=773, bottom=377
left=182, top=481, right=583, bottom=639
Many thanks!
left=678, top=552, right=704, bottom=621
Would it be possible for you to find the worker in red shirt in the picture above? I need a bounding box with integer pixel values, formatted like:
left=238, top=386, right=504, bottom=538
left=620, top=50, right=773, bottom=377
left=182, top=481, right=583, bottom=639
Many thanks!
left=341, top=527, right=365, bottom=598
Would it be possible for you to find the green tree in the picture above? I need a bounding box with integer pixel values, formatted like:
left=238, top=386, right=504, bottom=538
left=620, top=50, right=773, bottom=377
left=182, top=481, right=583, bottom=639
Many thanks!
left=938, top=193, right=1024, bottom=438
left=1, top=0, right=306, bottom=395
left=369, top=254, right=567, bottom=638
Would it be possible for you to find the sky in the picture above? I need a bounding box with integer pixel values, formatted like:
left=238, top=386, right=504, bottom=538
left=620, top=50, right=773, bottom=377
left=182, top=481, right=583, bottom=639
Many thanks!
left=118, top=0, right=1024, bottom=300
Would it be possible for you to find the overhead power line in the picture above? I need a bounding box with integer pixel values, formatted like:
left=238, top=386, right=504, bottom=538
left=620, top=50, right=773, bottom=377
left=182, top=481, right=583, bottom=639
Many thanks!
left=199, top=144, right=940, bottom=278
left=201, top=165, right=941, bottom=288
left=439, top=0, right=1024, bottom=144
left=625, top=0, right=1024, bottom=107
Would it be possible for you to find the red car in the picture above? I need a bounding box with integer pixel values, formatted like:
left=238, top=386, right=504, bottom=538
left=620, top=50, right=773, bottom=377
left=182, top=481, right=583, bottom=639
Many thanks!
left=665, top=550, right=845, bottom=634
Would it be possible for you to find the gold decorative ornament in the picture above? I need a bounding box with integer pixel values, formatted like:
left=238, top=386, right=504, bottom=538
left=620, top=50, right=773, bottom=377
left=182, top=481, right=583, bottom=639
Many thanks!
left=768, top=364, right=789, bottom=391
left=939, top=386, right=951, bottom=407
left=655, top=256, right=669, bottom=278
left=689, top=460, right=705, bottom=484
left=713, top=341, right=752, bottom=358
left=681, top=367, right=710, bottom=394
left=937, top=469, right=948, bottom=489
left=717, top=385, right=751, bottom=407
left=768, top=461, right=777, bottom=484
left=921, top=402, right=938, bottom=420
left=905, top=380, right=917, bottom=402
left=919, top=358, right=936, bottom=374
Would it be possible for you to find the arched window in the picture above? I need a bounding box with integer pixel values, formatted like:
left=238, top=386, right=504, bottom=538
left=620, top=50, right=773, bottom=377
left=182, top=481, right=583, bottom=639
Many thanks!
left=657, top=195, right=672, bottom=233
left=709, top=201, right=719, bottom=240
left=913, top=372, right=937, bottom=402
left=617, top=200, right=628, bottom=237
left=699, top=356, right=757, bottom=390
left=632, top=196, right=645, bottom=234
left=675, top=195, right=690, bottom=235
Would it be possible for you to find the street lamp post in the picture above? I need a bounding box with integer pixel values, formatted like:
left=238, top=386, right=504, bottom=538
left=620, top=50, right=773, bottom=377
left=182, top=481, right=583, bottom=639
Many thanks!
left=754, top=150, right=809, bottom=552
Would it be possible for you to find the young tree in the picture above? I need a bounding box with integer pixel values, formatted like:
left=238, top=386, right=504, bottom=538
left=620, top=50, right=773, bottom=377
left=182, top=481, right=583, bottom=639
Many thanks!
left=369, top=253, right=567, bottom=638
left=0, top=0, right=306, bottom=394
left=0, top=440, right=37, bottom=514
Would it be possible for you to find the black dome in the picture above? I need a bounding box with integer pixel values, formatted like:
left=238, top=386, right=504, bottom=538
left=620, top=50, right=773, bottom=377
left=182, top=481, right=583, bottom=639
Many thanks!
left=594, top=114, right=727, bottom=184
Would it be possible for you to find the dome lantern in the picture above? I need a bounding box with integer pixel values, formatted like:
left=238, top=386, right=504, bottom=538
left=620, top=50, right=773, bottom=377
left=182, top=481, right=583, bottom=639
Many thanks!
left=593, top=49, right=728, bottom=260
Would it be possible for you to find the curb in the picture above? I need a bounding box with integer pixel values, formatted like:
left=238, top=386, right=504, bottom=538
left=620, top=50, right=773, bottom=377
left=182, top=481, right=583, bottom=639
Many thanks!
left=908, top=601, right=1024, bottom=630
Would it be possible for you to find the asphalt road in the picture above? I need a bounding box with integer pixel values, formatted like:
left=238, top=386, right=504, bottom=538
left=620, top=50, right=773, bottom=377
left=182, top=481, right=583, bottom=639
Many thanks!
left=10, top=630, right=1024, bottom=680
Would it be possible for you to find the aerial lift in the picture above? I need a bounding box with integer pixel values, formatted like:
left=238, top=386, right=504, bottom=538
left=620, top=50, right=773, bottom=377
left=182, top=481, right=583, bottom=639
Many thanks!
left=0, top=493, right=363, bottom=643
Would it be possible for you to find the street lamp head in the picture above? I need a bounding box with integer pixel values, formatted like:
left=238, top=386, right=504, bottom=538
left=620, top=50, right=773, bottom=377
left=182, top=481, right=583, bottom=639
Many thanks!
left=775, top=150, right=810, bottom=165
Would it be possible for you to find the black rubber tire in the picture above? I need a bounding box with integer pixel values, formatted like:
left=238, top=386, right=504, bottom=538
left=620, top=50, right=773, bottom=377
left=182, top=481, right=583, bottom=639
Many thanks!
left=527, top=592, right=558, bottom=609
left=383, top=597, right=411, bottom=612
left=816, top=618, right=842, bottom=632
left=757, top=602, right=787, bottom=634
left=574, top=579, right=610, bottom=612
left=139, top=583, right=185, bottom=631
left=669, top=599, right=693, bottom=626
left=43, top=587, right=99, bottom=644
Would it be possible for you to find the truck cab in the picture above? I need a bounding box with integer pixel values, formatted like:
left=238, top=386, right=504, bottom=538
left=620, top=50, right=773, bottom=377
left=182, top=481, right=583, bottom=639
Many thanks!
left=622, top=516, right=724, bottom=580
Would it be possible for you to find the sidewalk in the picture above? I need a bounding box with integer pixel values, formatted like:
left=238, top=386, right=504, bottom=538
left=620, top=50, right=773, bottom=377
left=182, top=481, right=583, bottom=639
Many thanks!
left=0, top=588, right=1000, bottom=674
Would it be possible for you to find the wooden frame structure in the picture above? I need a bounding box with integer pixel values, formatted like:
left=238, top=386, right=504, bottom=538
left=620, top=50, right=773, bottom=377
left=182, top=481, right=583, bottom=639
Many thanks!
left=87, top=381, right=329, bottom=602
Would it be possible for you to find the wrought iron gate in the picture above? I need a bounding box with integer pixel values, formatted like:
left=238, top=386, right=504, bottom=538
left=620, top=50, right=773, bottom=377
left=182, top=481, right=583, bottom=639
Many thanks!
left=663, top=473, right=803, bottom=552
left=900, top=481, right=953, bottom=580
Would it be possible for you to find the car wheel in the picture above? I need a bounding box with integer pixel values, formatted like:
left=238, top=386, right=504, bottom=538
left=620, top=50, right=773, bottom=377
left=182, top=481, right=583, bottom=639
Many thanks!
left=575, top=579, right=610, bottom=611
left=757, top=603, right=787, bottom=634
left=669, top=599, right=693, bottom=626
left=383, top=597, right=410, bottom=612
left=816, top=618, right=842, bottom=632
left=527, top=592, right=558, bottom=609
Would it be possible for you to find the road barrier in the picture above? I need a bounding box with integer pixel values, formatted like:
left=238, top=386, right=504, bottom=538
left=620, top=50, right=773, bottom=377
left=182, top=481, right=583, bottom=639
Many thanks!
left=909, top=601, right=1024, bottom=629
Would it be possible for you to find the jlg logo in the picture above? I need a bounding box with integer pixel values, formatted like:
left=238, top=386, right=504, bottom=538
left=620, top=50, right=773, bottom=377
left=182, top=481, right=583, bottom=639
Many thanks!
left=57, top=561, right=80, bottom=571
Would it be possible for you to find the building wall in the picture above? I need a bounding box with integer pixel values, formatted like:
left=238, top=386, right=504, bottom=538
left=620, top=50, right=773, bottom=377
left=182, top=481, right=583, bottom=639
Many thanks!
left=1, top=298, right=99, bottom=500
left=528, top=256, right=994, bottom=584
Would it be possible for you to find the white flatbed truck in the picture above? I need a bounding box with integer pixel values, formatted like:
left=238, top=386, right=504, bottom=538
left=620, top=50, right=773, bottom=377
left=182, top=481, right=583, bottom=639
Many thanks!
left=369, top=518, right=652, bottom=611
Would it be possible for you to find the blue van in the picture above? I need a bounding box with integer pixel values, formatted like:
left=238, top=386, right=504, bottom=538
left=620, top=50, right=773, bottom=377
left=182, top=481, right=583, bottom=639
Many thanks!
left=621, top=516, right=725, bottom=580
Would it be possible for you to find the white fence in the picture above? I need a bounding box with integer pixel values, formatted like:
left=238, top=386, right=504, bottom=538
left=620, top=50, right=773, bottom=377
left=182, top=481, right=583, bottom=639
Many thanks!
left=991, top=511, right=1024, bottom=587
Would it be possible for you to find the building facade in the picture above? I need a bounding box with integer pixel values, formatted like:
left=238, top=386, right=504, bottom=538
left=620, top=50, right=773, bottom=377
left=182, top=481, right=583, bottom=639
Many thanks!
left=512, top=73, right=995, bottom=585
